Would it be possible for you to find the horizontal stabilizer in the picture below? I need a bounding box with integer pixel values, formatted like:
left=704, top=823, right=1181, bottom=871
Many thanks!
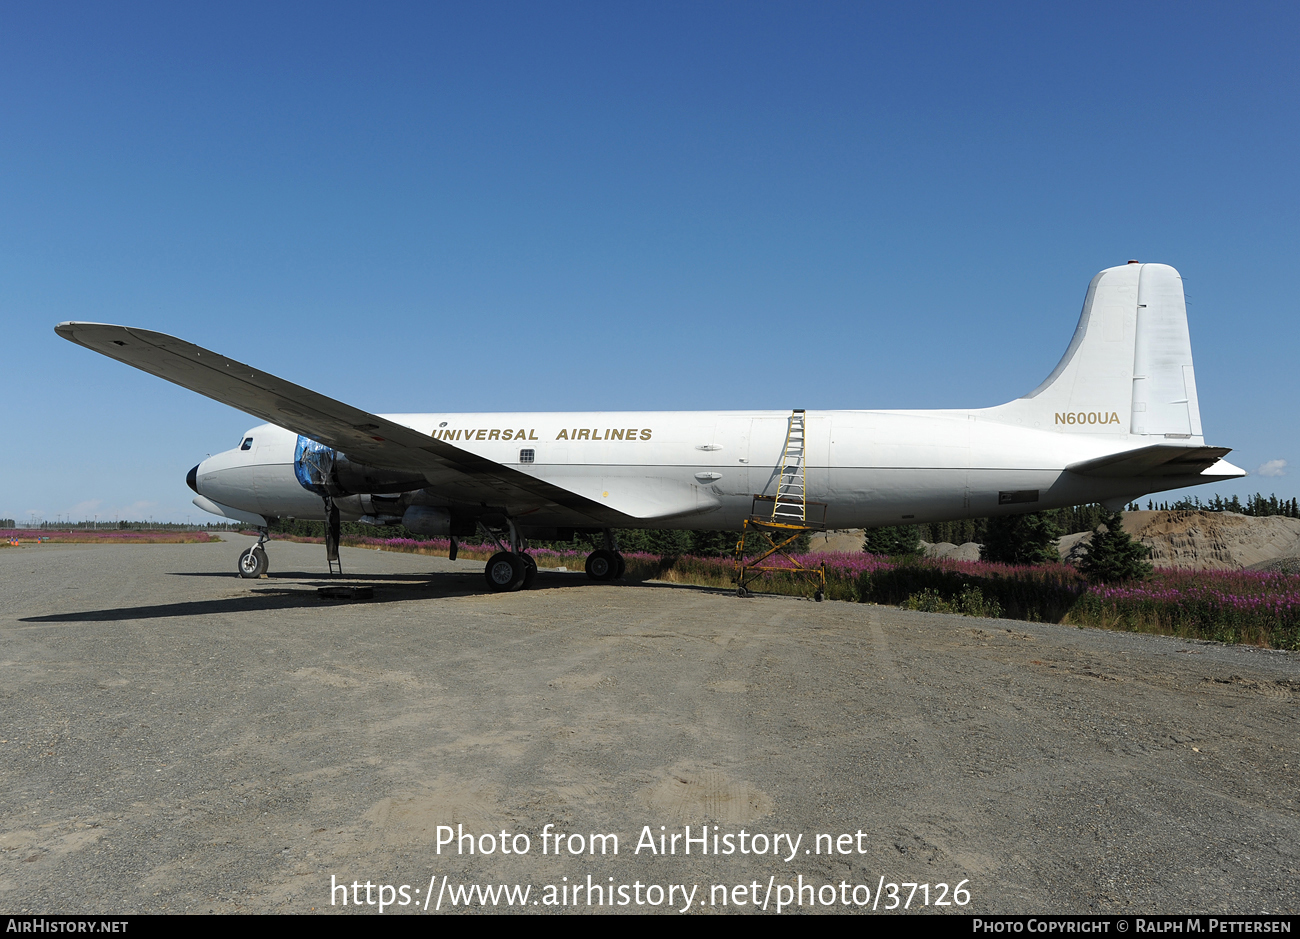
left=1066, top=445, right=1234, bottom=478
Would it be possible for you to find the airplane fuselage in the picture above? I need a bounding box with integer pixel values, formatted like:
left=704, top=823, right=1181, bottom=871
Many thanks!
left=192, top=406, right=1226, bottom=533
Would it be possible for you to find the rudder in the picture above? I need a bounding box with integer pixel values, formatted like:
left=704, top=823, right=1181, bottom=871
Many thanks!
left=1131, top=263, right=1201, bottom=437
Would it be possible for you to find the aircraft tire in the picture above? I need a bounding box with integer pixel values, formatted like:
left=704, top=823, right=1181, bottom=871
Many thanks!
left=614, top=553, right=626, bottom=580
left=485, top=551, right=524, bottom=592
left=521, top=553, right=538, bottom=589
left=238, top=546, right=268, bottom=579
left=585, top=549, right=616, bottom=581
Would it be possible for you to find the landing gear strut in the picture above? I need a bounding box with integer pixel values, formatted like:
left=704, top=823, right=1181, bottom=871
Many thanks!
left=323, top=495, right=342, bottom=576
left=238, top=527, right=270, bottom=578
left=481, top=518, right=536, bottom=593
left=585, top=529, right=625, bottom=581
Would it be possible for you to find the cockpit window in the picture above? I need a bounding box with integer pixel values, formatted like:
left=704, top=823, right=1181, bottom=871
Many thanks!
left=241, top=438, right=254, bottom=451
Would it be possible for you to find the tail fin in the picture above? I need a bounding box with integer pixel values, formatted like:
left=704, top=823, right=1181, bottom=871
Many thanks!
left=983, top=262, right=1203, bottom=439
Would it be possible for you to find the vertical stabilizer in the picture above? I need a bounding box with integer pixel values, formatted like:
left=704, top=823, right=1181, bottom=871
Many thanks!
left=983, top=262, right=1203, bottom=441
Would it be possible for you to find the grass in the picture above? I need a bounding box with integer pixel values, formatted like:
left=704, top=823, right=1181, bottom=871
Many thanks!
left=257, top=531, right=1300, bottom=650
left=2, top=529, right=221, bottom=545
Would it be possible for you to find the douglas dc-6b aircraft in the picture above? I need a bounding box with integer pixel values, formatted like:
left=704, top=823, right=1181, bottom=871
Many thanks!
left=58, top=261, right=1244, bottom=592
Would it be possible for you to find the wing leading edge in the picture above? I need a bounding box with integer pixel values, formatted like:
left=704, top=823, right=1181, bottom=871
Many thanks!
left=56, top=322, right=643, bottom=524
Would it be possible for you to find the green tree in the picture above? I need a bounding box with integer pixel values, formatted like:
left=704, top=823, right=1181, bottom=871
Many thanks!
left=687, top=530, right=737, bottom=557
left=1077, top=511, right=1152, bottom=583
left=864, top=524, right=922, bottom=557
left=924, top=517, right=988, bottom=545
left=980, top=512, right=1061, bottom=565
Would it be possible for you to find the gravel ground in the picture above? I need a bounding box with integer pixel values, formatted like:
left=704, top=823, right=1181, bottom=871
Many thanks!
left=1, top=536, right=1296, bottom=915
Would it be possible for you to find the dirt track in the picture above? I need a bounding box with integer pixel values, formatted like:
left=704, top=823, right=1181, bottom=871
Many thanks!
left=1, top=536, right=1296, bottom=914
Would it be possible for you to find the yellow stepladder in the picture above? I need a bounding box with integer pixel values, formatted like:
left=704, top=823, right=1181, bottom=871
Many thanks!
left=733, top=410, right=828, bottom=601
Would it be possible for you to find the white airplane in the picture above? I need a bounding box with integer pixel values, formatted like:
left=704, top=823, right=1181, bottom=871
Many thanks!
left=58, top=261, right=1244, bottom=592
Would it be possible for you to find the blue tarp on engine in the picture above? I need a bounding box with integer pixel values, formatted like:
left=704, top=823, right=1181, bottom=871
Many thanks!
left=294, top=435, right=334, bottom=495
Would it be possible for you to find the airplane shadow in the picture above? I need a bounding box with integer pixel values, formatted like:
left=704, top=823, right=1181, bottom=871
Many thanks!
left=167, top=570, right=460, bottom=582
left=19, top=569, right=719, bottom=624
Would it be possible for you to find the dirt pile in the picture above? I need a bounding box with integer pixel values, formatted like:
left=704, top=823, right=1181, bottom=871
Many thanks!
left=921, top=541, right=982, bottom=561
left=806, top=512, right=1300, bottom=572
left=806, top=529, right=866, bottom=553
left=1068, top=511, right=1300, bottom=571
left=1120, top=510, right=1300, bottom=570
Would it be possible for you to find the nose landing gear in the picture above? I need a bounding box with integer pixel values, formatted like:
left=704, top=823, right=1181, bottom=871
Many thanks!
left=238, top=527, right=271, bottom=578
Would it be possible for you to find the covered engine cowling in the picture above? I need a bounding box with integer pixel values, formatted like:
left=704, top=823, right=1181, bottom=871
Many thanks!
left=294, top=435, right=426, bottom=496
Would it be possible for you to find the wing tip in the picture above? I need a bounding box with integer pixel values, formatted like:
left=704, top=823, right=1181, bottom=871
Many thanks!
left=55, top=321, right=119, bottom=341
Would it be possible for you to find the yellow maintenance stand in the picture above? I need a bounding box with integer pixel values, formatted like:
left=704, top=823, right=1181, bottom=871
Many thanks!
left=733, top=409, right=828, bottom=601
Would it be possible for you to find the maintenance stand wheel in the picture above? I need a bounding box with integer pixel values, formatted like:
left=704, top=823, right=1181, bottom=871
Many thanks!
left=737, top=585, right=751, bottom=598
left=585, top=549, right=617, bottom=581
left=521, top=553, right=538, bottom=590
left=484, top=552, right=525, bottom=592
left=814, top=588, right=825, bottom=602
left=238, top=546, right=268, bottom=579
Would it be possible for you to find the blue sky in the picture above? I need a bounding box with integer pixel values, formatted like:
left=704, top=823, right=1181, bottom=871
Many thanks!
left=2, top=2, right=1296, bottom=524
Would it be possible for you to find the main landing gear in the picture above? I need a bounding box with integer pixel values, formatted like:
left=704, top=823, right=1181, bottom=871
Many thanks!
left=238, top=527, right=271, bottom=578
left=481, top=519, right=538, bottom=593
left=478, top=523, right=625, bottom=591
left=485, top=551, right=537, bottom=592
left=584, top=530, right=625, bottom=582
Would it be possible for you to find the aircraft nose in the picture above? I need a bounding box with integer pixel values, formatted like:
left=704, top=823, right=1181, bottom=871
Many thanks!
left=186, top=464, right=199, bottom=493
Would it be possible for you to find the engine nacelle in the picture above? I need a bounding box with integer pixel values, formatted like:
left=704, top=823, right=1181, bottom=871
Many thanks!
left=294, top=435, right=426, bottom=496
left=402, top=505, right=452, bottom=537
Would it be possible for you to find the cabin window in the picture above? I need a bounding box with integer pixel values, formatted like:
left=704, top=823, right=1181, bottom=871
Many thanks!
left=519, top=449, right=535, bottom=464
left=241, top=438, right=254, bottom=451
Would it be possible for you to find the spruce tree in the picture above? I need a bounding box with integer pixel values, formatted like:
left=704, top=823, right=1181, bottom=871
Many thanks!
left=687, top=530, right=737, bottom=557
left=980, top=512, right=1062, bottom=565
left=864, top=524, right=921, bottom=557
left=1077, top=511, right=1152, bottom=583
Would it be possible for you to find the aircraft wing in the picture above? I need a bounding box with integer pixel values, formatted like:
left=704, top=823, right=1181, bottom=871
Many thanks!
left=55, top=322, right=670, bottom=524
left=1066, top=445, right=1236, bottom=478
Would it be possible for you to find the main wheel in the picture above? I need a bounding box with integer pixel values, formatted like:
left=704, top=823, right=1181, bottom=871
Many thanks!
left=585, top=549, right=616, bottom=581
left=521, top=553, right=538, bottom=589
left=238, top=546, right=268, bottom=579
left=484, top=552, right=525, bottom=592
left=614, top=552, right=626, bottom=580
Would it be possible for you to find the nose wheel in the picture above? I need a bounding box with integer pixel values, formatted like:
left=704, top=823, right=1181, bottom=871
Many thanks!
left=238, top=546, right=268, bottom=578
left=238, top=528, right=271, bottom=578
